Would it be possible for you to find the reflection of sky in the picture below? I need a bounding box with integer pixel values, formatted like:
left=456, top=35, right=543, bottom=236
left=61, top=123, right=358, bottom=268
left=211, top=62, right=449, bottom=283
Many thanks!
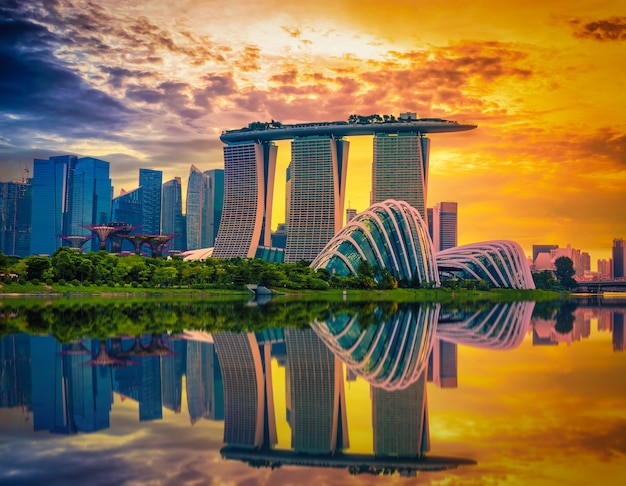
left=1, top=312, right=626, bottom=484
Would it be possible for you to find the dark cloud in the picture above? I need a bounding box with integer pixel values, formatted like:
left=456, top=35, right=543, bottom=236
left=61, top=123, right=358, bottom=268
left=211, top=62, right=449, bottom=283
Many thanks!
left=571, top=16, right=626, bottom=41
left=0, top=15, right=131, bottom=144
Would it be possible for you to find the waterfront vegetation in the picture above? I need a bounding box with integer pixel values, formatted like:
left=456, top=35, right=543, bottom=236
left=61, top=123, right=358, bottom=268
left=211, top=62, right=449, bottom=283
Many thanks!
left=0, top=247, right=568, bottom=296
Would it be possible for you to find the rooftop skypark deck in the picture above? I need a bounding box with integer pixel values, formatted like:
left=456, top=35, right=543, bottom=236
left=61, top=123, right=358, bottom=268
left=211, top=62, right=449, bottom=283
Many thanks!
left=220, top=115, right=477, bottom=143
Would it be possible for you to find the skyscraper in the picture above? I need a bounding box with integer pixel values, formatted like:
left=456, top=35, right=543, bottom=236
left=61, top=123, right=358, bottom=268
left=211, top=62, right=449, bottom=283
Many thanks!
left=346, top=207, right=357, bottom=224
left=432, top=201, right=457, bottom=252
left=371, top=132, right=430, bottom=220
left=111, top=187, right=143, bottom=252
left=613, top=238, right=625, bottom=279
left=285, top=136, right=349, bottom=263
left=0, top=181, right=31, bottom=257
left=202, top=169, right=224, bottom=248
left=139, top=168, right=162, bottom=235
left=213, top=142, right=277, bottom=258
left=30, top=155, right=76, bottom=255
left=186, top=165, right=204, bottom=250
left=185, top=166, right=225, bottom=250
left=68, top=157, right=112, bottom=252
left=161, top=177, right=185, bottom=251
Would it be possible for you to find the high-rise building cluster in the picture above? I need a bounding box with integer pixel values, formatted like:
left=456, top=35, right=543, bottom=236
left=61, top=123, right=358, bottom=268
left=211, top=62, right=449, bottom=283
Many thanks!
left=531, top=241, right=624, bottom=280
left=0, top=156, right=224, bottom=257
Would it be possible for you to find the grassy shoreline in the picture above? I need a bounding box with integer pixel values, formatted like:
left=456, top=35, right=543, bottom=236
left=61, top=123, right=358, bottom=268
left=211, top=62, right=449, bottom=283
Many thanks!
left=0, top=281, right=567, bottom=302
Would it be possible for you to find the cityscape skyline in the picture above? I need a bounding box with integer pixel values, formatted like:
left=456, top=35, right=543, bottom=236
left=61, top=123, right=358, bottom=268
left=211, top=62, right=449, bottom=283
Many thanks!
left=0, top=1, right=624, bottom=263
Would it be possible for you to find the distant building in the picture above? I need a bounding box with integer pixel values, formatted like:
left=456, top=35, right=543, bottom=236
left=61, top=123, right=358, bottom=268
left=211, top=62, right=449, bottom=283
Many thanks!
left=161, top=177, right=185, bottom=251
left=139, top=168, right=162, bottom=235
left=346, top=208, right=357, bottom=224
left=613, top=238, right=625, bottom=279
left=431, top=338, right=458, bottom=388
left=598, top=259, right=612, bottom=279
left=532, top=244, right=558, bottom=263
left=432, top=202, right=457, bottom=252
left=271, top=223, right=287, bottom=249
left=0, top=181, right=31, bottom=257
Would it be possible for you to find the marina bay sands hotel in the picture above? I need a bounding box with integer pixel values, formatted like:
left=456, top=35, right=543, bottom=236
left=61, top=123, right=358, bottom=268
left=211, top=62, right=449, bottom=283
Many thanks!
left=212, top=113, right=476, bottom=263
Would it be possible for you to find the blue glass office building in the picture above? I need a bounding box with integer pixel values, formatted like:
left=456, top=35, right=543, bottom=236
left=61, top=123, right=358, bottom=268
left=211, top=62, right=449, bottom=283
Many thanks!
left=139, top=168, right=162, bottom=235
left=69, top=157, right=112, bottom=251
left=30, top=155, right=77, bottom=255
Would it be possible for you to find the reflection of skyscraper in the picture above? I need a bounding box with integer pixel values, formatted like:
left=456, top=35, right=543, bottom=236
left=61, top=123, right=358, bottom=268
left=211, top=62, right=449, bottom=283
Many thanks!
left=30, top=336, right=112, bottom=433
left=139, top=168, right=163, bottom=235
left=371, top=371, right=429, bottom=458
left=161, top=339, right=186, bottom=413
left=371, top=132, right=429, bottom=220
left=431, top=339, right=458, bottom=388
left=613, top=312, right=624, bottom=352
left=0, top=181, right=32, bottom=257
left=285, top=136, right=349, bottom=263
left=0, top=334, right=31, bottom=408
left=161, top=177, right=185, bottom=250
left=213, top=332, right=276, bottom=449
left=30, top=155, right=76, bottom=254
left=213, top=142, right=277, bottom=258
left=186, top=340, right=224, bottom=423
left=138, top=355, right=163, bottom=422
left=285, top=328, right=349, bottom=454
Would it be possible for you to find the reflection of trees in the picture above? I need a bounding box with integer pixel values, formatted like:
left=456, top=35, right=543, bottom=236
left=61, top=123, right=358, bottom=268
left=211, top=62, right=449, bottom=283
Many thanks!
left=0, top=298, right=348, bottom=342
left=554, top=301, right=578, bottom=335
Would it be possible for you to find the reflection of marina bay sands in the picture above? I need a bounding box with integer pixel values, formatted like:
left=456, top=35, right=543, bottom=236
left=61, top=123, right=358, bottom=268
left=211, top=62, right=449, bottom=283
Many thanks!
left=213, top=115, right=476, bottom=262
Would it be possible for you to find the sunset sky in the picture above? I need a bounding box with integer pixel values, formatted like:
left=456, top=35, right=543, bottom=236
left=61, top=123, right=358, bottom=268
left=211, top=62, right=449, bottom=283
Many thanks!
left=1, top=0, right=625, bottom=265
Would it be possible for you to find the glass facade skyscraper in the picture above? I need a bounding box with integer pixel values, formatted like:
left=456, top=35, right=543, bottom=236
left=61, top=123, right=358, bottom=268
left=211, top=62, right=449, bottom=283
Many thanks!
left=139, top=168, right=162, bottom=235
left=0, top=181, right=31, bottom=257
left=68, top=157, right=112, bottom=251
left=202, top=169, right=224, bottom=248
left=371, top=133, right=430, bottom=221
left=161, top=177, right=185, bottom=251
left=285, top=136, right=349, bottom=263
left=111, top=187, right=143, bottom=253
left=186, top=166, right=224, bottom=250
left=30, top=155, right=76, bottom=255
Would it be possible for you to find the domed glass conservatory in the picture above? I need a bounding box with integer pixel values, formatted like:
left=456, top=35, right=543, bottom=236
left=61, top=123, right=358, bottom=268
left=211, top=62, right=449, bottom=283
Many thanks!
left=312, top=200, right=535, bottom=290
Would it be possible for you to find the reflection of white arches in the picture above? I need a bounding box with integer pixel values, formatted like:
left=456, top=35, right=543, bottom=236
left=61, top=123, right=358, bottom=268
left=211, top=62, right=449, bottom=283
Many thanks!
left=436, top=301, right=535, bottom=350
left=437, top=241, right=535, bottom=289
left=311, top=304, right=440, bottom=390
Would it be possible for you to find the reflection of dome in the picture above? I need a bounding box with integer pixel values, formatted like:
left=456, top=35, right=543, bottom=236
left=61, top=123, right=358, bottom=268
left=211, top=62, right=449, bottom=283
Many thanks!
left=437, top=301, right=535, bottom=349
left=311, top=200, right=439, bottom=285
left=311, top=304, right=440, bottom=390
left=436, top=241, right=535, bottom=289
